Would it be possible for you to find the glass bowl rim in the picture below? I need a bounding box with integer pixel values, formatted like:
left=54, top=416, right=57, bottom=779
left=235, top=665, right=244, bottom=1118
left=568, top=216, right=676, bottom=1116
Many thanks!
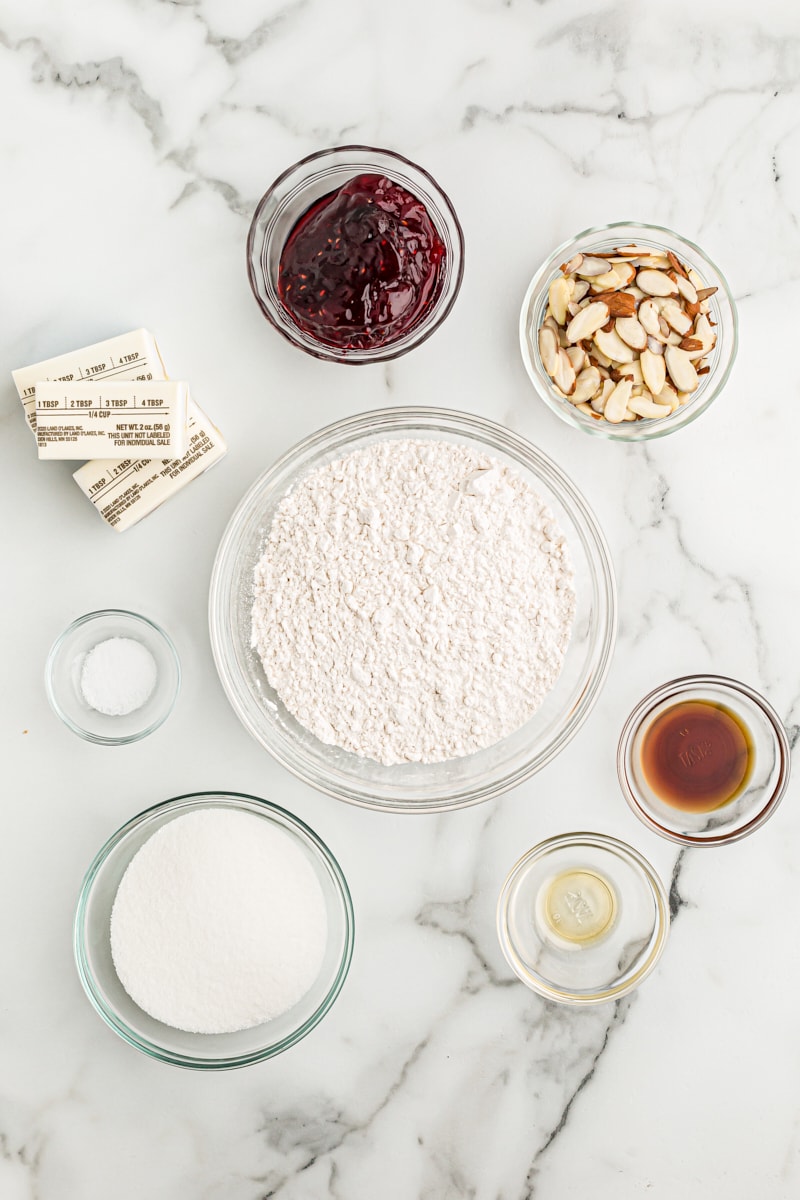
left=208, top=405, right=618, bottom=813
left=73, top=790, right=355, bottom=1069
left=44, top=608, right=181, bottom=746
left=518, top=219, right=739, bottom=441
left=617, top=673, right=792, bottom=847
left=496, top=830, right=670, bottom=1004
left=245, top=143, right=466, bottom=365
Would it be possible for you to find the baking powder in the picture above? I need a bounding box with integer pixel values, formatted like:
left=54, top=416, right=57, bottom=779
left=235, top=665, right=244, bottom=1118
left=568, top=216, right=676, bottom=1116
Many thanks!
left=251, top=439, right=575, bottom=765
left=80, top=637, right=157, bottom=716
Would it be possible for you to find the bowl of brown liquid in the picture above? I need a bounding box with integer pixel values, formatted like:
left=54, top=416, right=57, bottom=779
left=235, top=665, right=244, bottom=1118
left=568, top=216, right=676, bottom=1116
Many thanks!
left=617, top=675, right=791, bottom=846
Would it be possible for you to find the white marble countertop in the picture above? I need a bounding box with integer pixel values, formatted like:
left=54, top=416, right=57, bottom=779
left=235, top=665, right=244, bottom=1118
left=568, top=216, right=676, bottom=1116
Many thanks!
left=2, top=1, right=799, bottom=1196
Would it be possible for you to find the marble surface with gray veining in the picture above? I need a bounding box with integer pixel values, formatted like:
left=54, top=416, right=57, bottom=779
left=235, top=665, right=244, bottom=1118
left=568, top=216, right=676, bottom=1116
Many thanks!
left=2, top=1, right=799, bottom=1196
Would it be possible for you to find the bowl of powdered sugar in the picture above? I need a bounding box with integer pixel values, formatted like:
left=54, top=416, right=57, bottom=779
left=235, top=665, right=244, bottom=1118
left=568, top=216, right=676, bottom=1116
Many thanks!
left=74, top=792, right=353, bottom=1069
left=210, top=408, right=617, bottom=812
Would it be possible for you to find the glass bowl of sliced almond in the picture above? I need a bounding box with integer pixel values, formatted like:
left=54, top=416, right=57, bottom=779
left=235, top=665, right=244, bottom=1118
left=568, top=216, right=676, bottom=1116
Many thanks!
left=519, top=222, right=738, bottom=439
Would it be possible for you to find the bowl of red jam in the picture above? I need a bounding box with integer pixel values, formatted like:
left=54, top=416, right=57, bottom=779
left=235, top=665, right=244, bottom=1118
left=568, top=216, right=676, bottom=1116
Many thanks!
left=247, top=146, right=464, bottom=363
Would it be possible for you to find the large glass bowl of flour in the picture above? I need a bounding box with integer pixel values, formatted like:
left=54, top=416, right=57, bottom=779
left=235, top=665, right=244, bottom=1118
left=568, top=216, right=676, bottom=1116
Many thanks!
left=209, top=408, right=617, bottom=812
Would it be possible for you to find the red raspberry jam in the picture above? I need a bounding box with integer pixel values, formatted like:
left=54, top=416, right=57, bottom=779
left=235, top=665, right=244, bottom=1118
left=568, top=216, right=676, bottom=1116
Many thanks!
left=277, top=173, right=447, bottom=351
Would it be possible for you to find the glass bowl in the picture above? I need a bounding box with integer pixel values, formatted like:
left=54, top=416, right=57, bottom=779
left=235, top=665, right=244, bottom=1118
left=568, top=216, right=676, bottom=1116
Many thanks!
left=45, top=609, right=181, bottom=745
left=617, top=675, right=791, bottom=846
left=497, top=832, right=670, bottom=1004
left=208, top=407, right=617, bottom=813
left=519, top=221, right=738, bottom=440
left=246, top=145, right=464, bottom=363
left=74, top=792, right=354, bottom=1070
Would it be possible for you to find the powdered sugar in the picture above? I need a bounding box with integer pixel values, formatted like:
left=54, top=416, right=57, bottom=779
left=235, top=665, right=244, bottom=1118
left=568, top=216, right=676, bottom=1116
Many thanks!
left=110, top=809, right=328, bottom=1034
left=251, top=439, right=575, bottom=765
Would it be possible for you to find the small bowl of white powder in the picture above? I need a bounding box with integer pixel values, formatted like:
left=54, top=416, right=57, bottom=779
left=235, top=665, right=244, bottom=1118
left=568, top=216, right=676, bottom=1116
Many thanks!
left=45, top=609, right=181, bottom=745
left=74, top=792, right=354, bottom=1069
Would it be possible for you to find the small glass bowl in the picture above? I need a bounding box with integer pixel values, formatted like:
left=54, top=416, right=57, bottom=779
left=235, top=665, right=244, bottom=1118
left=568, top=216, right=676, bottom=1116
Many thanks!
left=208, top=407, right=617, bottom=813
left=45, top=610, right=181, bottom=745
left=497, top=832, right=670, bottom=1005
left=519, top=221, right=738, bottom=440
left=74, top=792, right=354, bottom=1070
left=617, top=675, right=791, bottom=846
left=246, top=145, right=465, bottom=363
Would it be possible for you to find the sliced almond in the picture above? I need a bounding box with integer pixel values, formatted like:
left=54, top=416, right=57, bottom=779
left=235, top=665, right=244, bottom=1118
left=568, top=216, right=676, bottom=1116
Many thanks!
left=676, top=275, right=698, bottom=304
left=570, top=366, right=602, bottom=405
left=571, top=280, right=590, bottom=303
left=695, top=286, right=718, bottom=302
left=665, top=345, right=699, bottom=393
left=637, top=269, right=679, bottom=297
left=628, top=396, right=670, bottom=419
left=566, top=345, right=586, bottom=373
left=603, top=378, right=633, bottom=423
left=612, top=262, right=637, bottom=287
left=560, top=254, right=583, bottom=274
left=565, top=300, right=610, bottom=344
left=640, top=348, right=666, bottom=397
left=538, top=325, right=559, bottom=377
left=646, top=336, right=664, bottom=355
left=653, top=382, right=679, bottom=411
left=589, top=270, right=622, bottom=292
left=679, top=336, right=703, bottom=352
left=553, top=348, right=576, bottom=395
left=594, top=326, right=636, bottom=363
left=605, top=291, right=637, bottom=317
left=577, top=255, right=613, bottom=277
left=576, top=402, right=602, bottom=418
left=590, top=346, right=613, bottom=369
left=656, top=398, right=679, bottom=415
left=548, top=276, right=572, bottom=325
left=622, top=359, right=643, bottom=386
left=615, top=316, right=647, bottom=351
left=694, top=313, right=716, bottom=349
left=667, top=250, right=689, bottom=279
left=633, top=255, right=670, bottom=270
left=615, top=244, right=657, bottom=257
left=661, top=302, right=693, bottom=336
left=638, top=299, right=662, bottom=339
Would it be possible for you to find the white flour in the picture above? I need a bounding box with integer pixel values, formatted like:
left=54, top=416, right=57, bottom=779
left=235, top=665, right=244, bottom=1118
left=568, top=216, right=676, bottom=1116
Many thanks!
left=110, top=809, right=328, bottom=1035
left=251, top=439, right=576, bottom=765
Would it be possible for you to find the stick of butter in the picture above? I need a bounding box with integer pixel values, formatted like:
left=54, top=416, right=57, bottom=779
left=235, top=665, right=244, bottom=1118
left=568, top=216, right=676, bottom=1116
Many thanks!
left=72, top=397, right=227, bottom=532
left=12, top=329, right=167, bottom=436
left=35, top=380, right=189, bottom=460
